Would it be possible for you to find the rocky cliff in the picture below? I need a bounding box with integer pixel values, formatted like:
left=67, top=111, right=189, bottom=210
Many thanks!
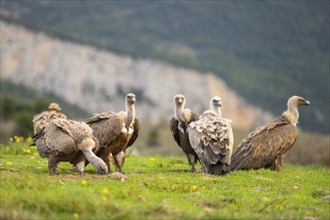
left=0, top=21, right=272, bottom=129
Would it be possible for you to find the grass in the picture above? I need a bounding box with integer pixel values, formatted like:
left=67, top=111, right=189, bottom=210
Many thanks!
left=0, top=137, right=329, bottom=219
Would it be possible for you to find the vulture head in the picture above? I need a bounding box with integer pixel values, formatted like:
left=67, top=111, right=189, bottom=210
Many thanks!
left=210, top=96, right=222, bottom=107
left=174, top=94, right=186, bottom=109
left=210, top=96, right=223, bottom=117
left=284, top=96, right=310, bottom=126
left=126, top=93, right=136, bottom=106
left=288, top=96, right=310, bottom=108
left=174, top=94, right=190, bottom=122
left=79, top=137, right=108, bottom=175
left=48, top=102, right=61, bottom=111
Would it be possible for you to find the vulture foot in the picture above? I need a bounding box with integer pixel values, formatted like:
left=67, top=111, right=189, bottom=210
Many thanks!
left=115, top=167, right=124, bottom=174
left=49, top=170, right=57, bottom=175
left=189, top=167, right=196, bottom=172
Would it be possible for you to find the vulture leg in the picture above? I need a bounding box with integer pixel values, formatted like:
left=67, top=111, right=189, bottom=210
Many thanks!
left=187, top=154, right=197, bottom=172
left=70, top=152, right=86, bottom=175
left=48, top=152, right=78, bottom=175
left=75, top=161, right=85, bottom=176
left=221, top=164, right=230, bottom=175
left=273, top=154, right=285, bottom=171
left=48, top=155, right=58, bottom=175
left=113, top=151, right=125, bottom=173
left=97, top=148, right=112, bottom=174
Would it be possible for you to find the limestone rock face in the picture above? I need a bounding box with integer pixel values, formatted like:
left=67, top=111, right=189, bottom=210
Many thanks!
left=0, top=21, right=272, bottom=129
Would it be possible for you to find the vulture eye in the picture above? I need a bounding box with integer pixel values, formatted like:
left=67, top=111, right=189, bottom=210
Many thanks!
left=298, top=98, right=305, bottom=103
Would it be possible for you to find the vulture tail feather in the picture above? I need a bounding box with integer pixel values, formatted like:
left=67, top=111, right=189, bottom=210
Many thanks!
left=230, top=146, right=252, bottom=171
left=207, top=163, right=230, bottom=176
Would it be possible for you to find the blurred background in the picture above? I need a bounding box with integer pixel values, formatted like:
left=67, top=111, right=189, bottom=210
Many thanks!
left=0, top=1, right=329, bottom=165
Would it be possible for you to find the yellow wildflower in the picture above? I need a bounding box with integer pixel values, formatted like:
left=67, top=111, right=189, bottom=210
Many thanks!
left=26, top=137, right=33, bottom=143
left=81, top=179, right=87, bottom=186
left=73, top=213, right=79, bottom=219
left=102, top=188, right=109, bottom=194
left=14, top=136, right=21, bottom=143
left=23, top=149, right=31, bottom=154
left=149, top=158, right=156, bottom=161
left=275, top=204, right=283, bottom=210
left=101, top=196, right=108, bottom=201
left=190, top=185, right=197, bottom=191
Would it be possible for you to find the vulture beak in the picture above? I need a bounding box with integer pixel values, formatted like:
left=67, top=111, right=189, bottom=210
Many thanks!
left=96, top=166, right=108, bottom=175
left=82, top=149, right=109, bottom=175
left=177, top=98, right=183, bottom=104
left=301, top=99, right=310, bottom=106
left=94, top=160, right=108, bottom=175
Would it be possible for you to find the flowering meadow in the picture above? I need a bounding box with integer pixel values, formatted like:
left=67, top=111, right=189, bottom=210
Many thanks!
left=2, top=136, right=37, bottom=155
left=0, top=136, right=329, bottom=219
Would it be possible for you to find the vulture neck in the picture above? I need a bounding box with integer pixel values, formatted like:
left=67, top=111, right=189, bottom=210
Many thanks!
left=125, top=103, right=135, bottom=128
left=282, top=103, right=299, bottom=126
left=175, top=105, right=186, bottom=122
left=211, top=105, right=222, bottom=117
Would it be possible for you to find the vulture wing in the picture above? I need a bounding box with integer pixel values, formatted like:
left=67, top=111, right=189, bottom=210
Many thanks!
left=169, top=117, right=181, bottom=147
left=189, top=111, right=200, bottom=122
left=32, top=110, right=67, bottom=134
left=44, top=119, right=93, bottom=155
left=43, top=121, right=76, bottom=155
left=170, top=110, right=199, bottom=147
left=230, top=116, right=297, bottom=170
left=170, top=110, right=200, bottom=172
left=86, top=111, right=116, bottom=124
left=51, top=119, right=93, bottom=140
left=127, top=118, right=141, bottom=148
left=31, top=127, right=48, bottom=158
left=86, top=111, right=122, bottom=149
left=189, top=111, right=232, bottom=175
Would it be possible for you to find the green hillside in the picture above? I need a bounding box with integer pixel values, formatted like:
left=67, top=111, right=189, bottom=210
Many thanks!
left=1, top=0, right=329, bottom=133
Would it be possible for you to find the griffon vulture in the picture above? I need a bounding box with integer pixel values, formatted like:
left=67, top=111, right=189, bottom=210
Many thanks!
left=86, top=93, right=141, bottom=173
left=230, top=95, right=310, bottom=171
left=170, top=94, right=200, bottom=171
left=32, top=102, right=67, bottom=134
left=188, top=96, right=234, bottom=175
left=31, top=118, right=108, bottom=175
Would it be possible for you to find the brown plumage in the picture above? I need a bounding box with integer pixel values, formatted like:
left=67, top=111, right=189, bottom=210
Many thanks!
left=32, top=102, right=67, bottom=134
left=231, top=95, right=310, bottom=171
left=170, top=94, right=200, bottom=171
left=86, top=93, right=141, bottom=173
left=188, top=96, right=234, bottom=175
left=31, top=118, right=108, bottom=175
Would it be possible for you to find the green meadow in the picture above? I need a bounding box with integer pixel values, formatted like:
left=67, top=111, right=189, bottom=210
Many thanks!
left=1, top=137, right=329, bottom=219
